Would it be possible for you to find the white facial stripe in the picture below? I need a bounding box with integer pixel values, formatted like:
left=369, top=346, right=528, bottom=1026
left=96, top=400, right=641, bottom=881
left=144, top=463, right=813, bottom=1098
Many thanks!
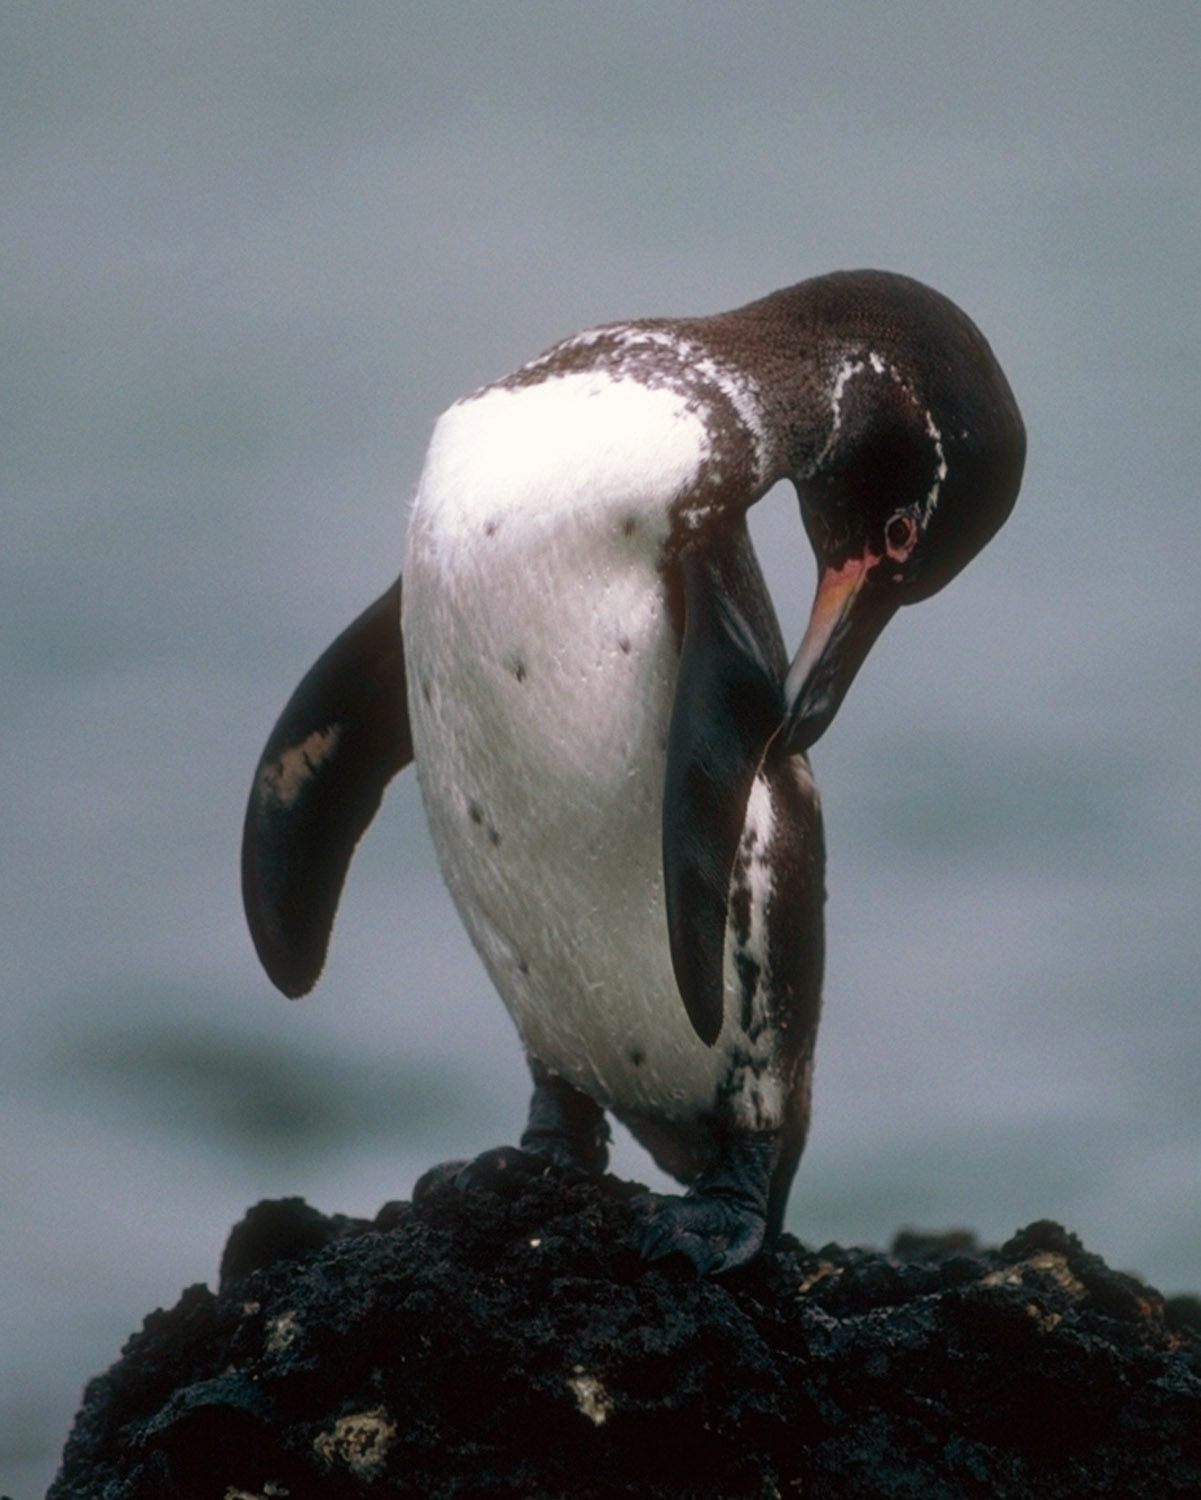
left=816, top=351, right=948, bottom=524
left=922, top=407, right=948, bottom=523
left=811, top=352, right=875, bottom=473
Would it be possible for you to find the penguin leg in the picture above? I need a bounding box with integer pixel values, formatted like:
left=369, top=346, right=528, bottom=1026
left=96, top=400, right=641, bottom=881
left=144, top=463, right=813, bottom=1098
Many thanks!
left=519, top=1058, right=611, bottom=1173
left=415, top=1061, right=610, bottom=1202
left=639, top=1131, right=779, bottom=1276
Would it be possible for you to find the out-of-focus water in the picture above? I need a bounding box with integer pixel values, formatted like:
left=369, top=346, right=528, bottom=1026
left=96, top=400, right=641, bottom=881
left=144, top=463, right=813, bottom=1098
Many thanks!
left=3, top=4, right=1199, bottom=1491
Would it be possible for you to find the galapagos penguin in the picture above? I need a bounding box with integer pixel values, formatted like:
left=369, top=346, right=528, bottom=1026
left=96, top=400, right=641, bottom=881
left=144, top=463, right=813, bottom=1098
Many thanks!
left=242, top=270, right=1025, bottom=1274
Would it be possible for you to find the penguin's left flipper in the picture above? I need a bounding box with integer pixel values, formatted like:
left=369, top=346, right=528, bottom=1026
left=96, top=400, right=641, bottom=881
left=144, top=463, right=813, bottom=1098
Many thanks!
left=639, top=1133, right=779, bottom=1275
left=242, top=575, right=412, bottom=998
left=662, top=542, right=785, bottom=1046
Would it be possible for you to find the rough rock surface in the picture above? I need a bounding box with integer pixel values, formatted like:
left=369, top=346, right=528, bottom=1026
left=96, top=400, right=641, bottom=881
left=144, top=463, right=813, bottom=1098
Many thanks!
left=45, top=1167, right=1201, bottom=1499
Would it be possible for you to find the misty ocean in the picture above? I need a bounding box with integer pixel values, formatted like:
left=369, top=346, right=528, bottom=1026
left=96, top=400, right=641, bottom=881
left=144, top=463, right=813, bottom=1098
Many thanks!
left=3, top=5, right=1199, bottom=1491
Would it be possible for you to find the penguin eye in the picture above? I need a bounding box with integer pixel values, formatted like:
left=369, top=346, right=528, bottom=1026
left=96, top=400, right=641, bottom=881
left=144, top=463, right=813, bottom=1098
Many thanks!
left=884, top=512, right=917, bottom=561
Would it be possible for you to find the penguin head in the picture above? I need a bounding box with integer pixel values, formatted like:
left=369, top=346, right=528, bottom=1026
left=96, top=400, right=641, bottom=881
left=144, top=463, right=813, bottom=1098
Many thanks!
left=773, top=272, right=1026, bottom=752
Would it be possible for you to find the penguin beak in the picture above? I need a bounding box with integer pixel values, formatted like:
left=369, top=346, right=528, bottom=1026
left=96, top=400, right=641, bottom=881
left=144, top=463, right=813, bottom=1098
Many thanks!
left=781, top=549, right=898, bottom=753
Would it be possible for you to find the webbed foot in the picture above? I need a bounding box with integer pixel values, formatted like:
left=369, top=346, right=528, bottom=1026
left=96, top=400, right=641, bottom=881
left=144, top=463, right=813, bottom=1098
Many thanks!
left=636, top=1130, right=781, bottom=1275
left=453, top=1143, right=556, bottom=1193
left=412, top=1144, right=550, bottom=1203
left=412, top=1061, right=609, bottom=1205
left=639, top=1192, right=766, bottom=1275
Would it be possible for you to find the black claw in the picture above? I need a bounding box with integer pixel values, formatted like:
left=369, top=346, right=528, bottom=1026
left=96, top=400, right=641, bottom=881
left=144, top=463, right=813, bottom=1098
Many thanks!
left=637, top=1192, right=767, bottom=1275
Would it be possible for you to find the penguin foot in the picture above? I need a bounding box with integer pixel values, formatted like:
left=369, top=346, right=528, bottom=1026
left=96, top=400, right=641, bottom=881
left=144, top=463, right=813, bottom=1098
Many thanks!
left=413, top=1146, right=548, bottom=1203
left=638, top=1192, right=767, bottom=1275
left=637, top=1131, right=780, bottom=1274
left=411, top=1157, right=470, bottom=1202
left=453, top=1144, right=555, bottom=1196
left=413, top=1067, right=610, bottom=1206
left=519, top=1058, right=611, bottom=1175
left=414, top=1141, right=590, bottom=1207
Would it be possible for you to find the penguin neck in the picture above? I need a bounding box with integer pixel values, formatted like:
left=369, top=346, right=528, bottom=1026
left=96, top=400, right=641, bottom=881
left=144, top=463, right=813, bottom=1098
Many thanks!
left=660, top=310, right=829, bottom=501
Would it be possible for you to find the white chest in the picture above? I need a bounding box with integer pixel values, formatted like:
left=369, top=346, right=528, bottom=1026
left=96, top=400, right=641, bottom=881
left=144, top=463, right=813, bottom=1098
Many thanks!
left=400, top=373, right=787, bottom=1154
left=402, top=372, right=708, bottom=859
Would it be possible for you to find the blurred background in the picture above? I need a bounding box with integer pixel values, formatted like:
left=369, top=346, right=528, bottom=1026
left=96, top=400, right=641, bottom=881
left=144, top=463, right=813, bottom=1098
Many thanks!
left=3, top=2, right=1198, bottom=1490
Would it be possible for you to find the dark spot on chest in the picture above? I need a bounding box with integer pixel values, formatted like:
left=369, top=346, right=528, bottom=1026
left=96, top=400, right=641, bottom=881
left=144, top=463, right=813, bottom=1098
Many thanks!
left=468, top=799, right=502, bottom=846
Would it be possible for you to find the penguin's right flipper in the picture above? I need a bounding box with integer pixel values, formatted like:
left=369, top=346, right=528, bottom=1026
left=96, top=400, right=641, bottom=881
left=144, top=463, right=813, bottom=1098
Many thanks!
left=242, top=575, right=412, bottom=997
left=662, top=545, right=784, bottom=1046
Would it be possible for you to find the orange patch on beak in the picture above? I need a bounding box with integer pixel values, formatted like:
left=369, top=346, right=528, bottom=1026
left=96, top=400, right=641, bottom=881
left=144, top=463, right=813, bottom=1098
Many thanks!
left=784, top=551, right=880, bottom=706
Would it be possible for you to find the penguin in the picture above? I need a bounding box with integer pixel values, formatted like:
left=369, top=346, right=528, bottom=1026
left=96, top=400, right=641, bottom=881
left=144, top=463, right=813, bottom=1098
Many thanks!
left=242, top=270, right=1025, bottom=1274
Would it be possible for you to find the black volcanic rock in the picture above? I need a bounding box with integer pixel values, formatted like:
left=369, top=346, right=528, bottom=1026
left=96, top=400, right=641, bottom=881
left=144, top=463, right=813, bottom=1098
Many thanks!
left=46, top=1168, right=1201, bottom=1499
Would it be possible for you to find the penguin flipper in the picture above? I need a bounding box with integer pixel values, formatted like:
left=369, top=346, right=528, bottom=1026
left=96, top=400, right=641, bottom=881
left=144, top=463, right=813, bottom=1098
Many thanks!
left=242, top=575, right=412, bottom=997
left=662, top=546, right=784, bottom=1046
